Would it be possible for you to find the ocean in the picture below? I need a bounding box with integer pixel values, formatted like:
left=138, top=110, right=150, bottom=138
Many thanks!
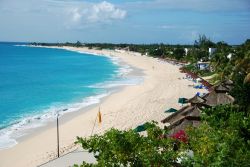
left=0, top=42, right=142, bottom=149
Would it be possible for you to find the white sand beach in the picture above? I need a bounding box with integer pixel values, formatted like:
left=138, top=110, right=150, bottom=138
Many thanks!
left=0, top=47, right=206, bottom=167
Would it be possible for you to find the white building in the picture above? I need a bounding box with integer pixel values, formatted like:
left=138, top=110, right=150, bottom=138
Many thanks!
left=208, top=48, right=217, bottom=55
left=184, top=48, right=189, bottom=56
left=227, top=53, right=232, bottom=59
left=197, top=61, right=210, bottom=70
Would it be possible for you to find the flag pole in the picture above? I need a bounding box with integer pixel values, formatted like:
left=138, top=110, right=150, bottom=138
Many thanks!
left=57, top=112, right=60, bottom=158
left=90, top=106, right=102, bottom=136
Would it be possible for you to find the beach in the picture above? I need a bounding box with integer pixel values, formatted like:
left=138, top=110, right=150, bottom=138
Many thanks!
left=0, top=46, right=205, bottom=167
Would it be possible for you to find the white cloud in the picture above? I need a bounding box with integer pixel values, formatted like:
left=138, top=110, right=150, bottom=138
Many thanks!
left=88, top=1, right=126, bottom=22
left=158, top=25, right=177, bottom=29
left=67, top=1, right=126, bottom=26
left=158, top=25, right=198, bottom=30
left=0, top=0, right=127, bottom=31
left=71, top=8, right=82, bottom=22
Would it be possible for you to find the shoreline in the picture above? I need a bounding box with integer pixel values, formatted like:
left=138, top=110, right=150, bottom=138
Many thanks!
left=16, top=49, right=145, bottom=145
left=0, top=45, right=144, bottom=150
left=0, top=46, right=206, bottom=167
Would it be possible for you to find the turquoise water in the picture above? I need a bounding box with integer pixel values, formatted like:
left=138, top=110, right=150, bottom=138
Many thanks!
left=0, top=43, right=139, bottom=149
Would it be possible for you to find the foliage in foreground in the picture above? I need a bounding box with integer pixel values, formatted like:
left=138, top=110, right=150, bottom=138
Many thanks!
left=183, top=105, right=250, bottom=167
left=74, top=105, right=250, bottom=167
left=74, top=122, right=185, bottom=167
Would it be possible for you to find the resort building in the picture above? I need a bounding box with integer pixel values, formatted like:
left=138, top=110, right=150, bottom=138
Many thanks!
left=227, top=53, right=232, bottom=59
left=196, top=61, right=210, bottom=70
left=208, top=47, right=217, bottom=55
left=184, top=48, right=189, bottom=56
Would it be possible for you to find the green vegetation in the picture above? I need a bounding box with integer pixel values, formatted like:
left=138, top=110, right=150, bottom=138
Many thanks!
left=74, top=105, right=250, bottom=167
left=184, top=105, right=250, bottom=167
left=74, top=122, right=182, bottom=167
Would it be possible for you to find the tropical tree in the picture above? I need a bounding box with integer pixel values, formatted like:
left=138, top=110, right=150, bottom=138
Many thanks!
left=173, top=47, right=185, bottom=60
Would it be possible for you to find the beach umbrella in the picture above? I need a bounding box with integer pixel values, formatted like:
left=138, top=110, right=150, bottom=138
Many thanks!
left=196, top=92, right=200, bottom=96
left=134, top=124, right=146, bottom=132
left=165, top=108, right=177, bottom=113
left=178, top=98, right=188, bottom=104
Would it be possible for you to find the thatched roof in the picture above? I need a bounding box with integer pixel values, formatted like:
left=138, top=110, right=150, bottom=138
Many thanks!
left=214, top=84, right=230, bottom=93
left=203, top=90, right=234, bottom=107
left=162, top=104, right=203, bottom=134
left=161, top=105, right=201, bottom=124
left=187, top=95, right=205, bottom=104
left=221, top=79, right=234, bottom=90
left=167, top=116, right=201, bottom=134
left=161, top=106, right=189, bottom=123
left=222, top=79, right=234, bottom=85
left=181, top=105, right=202, bottom=117
left=161, top=80, right=235, bottom=133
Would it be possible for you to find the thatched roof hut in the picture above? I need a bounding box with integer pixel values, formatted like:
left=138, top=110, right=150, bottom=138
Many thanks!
left=187, top=95, right=206, bottom=107
left=165, top=106, right=201, bottom=133
left=221, top=79, right=234, bottom=90
left=167, top=116, right=201, bottom=134
left=161, top=105, right=202, bottom=124
left=198, top=83, right=234, bottom=107
left=161, top=106, right=190, bottom=124
left=214, top=84, right=230, bottom=93
left=203, top=89, right=234, bottom=107
left=181, top=105, right=202, bottom=117
left=222, top=79, right=233, bottom=85
left=161, top=80, right=234, bottom=133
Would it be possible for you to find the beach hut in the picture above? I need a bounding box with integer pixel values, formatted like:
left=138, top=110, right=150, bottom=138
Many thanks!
left=222, top=79, right=233, bottom=85
left=181, top=105, right=202, bottom=117
left=213, top=84, right=230, bottom=93
left=162, top=106, right=201, bottom=124
left=165, top=108, right=177, bottom=113
left=221, top=79, right=234, bottom=90
left=201, top=83, right=234, bottom=107
left=161, top=80, right=235, bottom=135
left=166, top=106, right=202, bottom=134
left=203, top=89, right=234, bottom=107
left=187, top=95, right=206, bottom=107
left=161, top=106, right=190, bottom=124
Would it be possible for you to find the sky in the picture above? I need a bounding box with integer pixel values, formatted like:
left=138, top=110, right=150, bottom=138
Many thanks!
left=0, top=0, right=249, bottom=44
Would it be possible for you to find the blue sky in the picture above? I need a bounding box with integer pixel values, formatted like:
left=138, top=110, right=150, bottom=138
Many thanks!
left=0, top=0, right=249, bottom=44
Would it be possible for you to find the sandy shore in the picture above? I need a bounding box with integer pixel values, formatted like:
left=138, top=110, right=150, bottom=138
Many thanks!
left=0, top=46, right=205, bottom=167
